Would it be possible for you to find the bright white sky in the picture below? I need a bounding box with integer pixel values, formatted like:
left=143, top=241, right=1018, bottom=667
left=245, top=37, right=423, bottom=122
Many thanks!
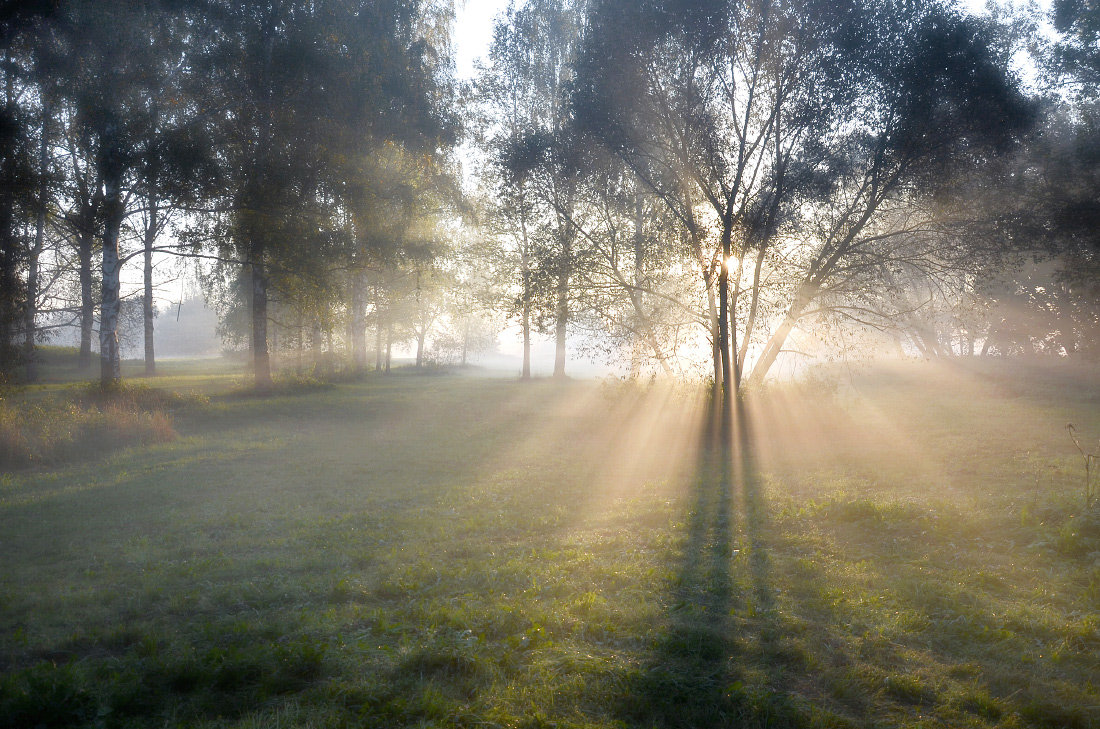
left=454, top=0, right=513, bottom=80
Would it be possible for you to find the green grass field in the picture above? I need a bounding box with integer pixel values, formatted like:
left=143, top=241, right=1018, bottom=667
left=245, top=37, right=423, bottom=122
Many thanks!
left=1, top=357, right=1098, bottom=728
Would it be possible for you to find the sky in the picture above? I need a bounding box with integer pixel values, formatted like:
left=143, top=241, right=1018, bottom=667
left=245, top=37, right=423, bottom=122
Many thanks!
left=454, top=0, right=512, bottom=80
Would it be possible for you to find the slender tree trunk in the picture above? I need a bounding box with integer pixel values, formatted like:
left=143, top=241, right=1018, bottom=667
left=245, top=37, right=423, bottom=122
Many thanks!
left=730, top=285, right=741, bottom=392
left=323, top=328, right=332, bottom=375
left=296, top=320, right=304, bottom=374
left=24, top=212, right=42, bottom=382
left=717, top=220, right=733, bottom=396
left=521, top=237, right=532, bottom=379
left=77, top=229, right=94, bottom=370
left=748, top=284, right=815, bottom=386
left=251, top=257, right=272, bottom=389
left=738, top=248, right=765, bottom=372
left=143, top=198, right=157, bottom=376
left=384, top=319, right=392, bottom=374
left=631, top=193, right=646, bottom=376
left=416, top=330, right=425, bottom=368
left=249, top=10, right=277, bottom=391
left=522, top=304, right=531, bottom=378
left=461, top=316, right=469, bottom=366
left=553, top=234, right=571, bottom=379
left=375, top=307, right=384, bottom=371
left=99, top=159, right=125, bottom=387
left=717, top=264, right=732, bottom=394
left=25, top=102, right=49, bottom=382
left=0, top=228, right=16, bottom=375
left=310, top=318, right=322, bottom=369
left=99, top=223, right=122, bottom=385
left=351, top=274, right=366, bottom=369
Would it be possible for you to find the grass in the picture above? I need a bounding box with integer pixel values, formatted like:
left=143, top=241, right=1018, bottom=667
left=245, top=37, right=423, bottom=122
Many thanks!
left=0, top=358, right=1098, bottom=728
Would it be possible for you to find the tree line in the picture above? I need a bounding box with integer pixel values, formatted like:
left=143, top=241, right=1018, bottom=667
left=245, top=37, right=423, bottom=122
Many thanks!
left=0, top=0, right=1097, bottom=392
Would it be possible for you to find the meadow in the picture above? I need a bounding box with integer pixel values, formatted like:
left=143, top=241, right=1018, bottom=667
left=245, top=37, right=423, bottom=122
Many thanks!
left=0, top=354, right=1097, bottom=728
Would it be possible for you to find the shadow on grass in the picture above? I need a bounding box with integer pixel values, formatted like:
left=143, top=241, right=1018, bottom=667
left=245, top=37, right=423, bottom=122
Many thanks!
left=0, top=622, right=328, bottom=728
left=617, top=392, right=808, bottom=728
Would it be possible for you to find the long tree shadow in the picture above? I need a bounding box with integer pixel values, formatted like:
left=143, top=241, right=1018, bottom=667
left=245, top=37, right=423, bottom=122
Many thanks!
left=617, top=389, right=795, bottom=728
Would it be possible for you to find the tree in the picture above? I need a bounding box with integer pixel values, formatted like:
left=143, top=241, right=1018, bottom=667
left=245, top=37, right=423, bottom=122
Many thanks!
left=30, top=0, right=209, bottom=386
left=196, top=0, right=455, bottom=388
left=474, top=0, right=590, bottom=379
left=0, top=13, right=42, bottom=379
left=574, top=0, right=1031, bottom=391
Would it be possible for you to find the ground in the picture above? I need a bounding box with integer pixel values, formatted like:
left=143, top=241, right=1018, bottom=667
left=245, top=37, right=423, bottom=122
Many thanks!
left=0, top=356, right=1097, bottom=728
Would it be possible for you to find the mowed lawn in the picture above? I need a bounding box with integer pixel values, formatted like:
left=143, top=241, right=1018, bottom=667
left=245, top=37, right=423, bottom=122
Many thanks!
left=1, top=361, right=1098, bottom=728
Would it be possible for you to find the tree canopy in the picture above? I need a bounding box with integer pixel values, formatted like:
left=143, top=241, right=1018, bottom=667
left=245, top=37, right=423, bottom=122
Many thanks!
left=0, top=0, right=1094, bottom=387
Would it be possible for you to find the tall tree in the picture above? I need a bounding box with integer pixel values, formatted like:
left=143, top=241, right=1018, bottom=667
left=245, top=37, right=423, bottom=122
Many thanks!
left=34, top=0, right=202, bottom=386
left=198, top=0, right=454, bottom=388
left=476, top=0, right=587, bottom=379
left=574, top=0, right=1031, bottom=390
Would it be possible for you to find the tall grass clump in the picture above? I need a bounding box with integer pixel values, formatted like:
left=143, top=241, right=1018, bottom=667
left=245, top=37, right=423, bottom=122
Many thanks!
left=0, top=383, right=196, bottom=468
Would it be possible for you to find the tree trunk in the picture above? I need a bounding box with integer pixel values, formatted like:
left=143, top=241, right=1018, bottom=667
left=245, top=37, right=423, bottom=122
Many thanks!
left=980, top=331, right=995, bottom=357
left=24, top=208, right=42, bottom=382
left=384, top=319, right=392, bottom=374
left=631, top=193, right=646, bottom=376
left=738, top=248, right=766, bottom=373
left=0, top=63, right=16, bottom=376
left=251, top=259, right=272, bottom=389
left=310, top=318, right=322, bottom=369
left=25, top=103, right=49, bottom=382
left=520, top=211, right=532, bottom=380
left=99, top=238, right=121, bottom=386
left=351, top=274, right=366, bottom=369
left=730, top=285, right=741, bottom=391
left=416, top=330, right=425, bottom=368
left=375, top=307, right=384, bottom=371
left=142, top=199, right=157, bottom=377
left=748, top=284, right=815, bottom=386
left=99, top=169, right=124, bottom=387
left=553, top=235, right=570, bottom=378
left=717, top=262, right=732, bottom=394
left=461, top=316, right=469, bottom=366
left=322, top=328, right=332, bottom=375
left=522, top=304, right=531, bottom=378
left=716, top=213, right=734, bottom=396
left=296, top=320, right=304, bottom=374
left=77, top=229, right=94, bottom=370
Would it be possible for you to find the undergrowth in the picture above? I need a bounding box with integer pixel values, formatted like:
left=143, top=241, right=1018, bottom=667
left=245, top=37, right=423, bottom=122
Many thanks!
left=0, top=383, right=207, bottom=468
